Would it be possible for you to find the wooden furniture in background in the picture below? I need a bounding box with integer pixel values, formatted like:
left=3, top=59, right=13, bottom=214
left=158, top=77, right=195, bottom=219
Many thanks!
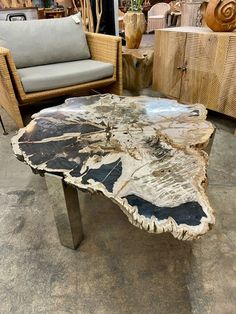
left=122, top=44, right=154, bottom=91
left=167, top=11, right=181, bottom=27
left=44, top=8, right=65, bottom=18
left=168, top=0, right=181, bottom=27
left=0, top=0, right=32, bottom=8
left=181, top=1, right=202, bottom=26
left=118, top=9, right=124, bottom=32
left=38, top=8, right=66, bottom=19
left=147, top=3, right=170, bottom=33
left=0, top=7, right=38, bottom=20
left=153, top=27, right=236, bottom=118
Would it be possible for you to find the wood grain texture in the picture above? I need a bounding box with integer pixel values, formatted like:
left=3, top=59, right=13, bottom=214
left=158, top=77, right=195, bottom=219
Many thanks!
left=122, top=46, right=154, bottom=91
left=153, top=27, right=236, bottom=118
left=153, top=29, right=186, bottom=99
left=12, top=94, right=215, bottom=241
left=181, top=2, right=202, bottom=27
left=205, top=0, right=236, bottom=32
left=123, top=12, right=146, bottom=49
left=180, top=31, right=219, bottom=105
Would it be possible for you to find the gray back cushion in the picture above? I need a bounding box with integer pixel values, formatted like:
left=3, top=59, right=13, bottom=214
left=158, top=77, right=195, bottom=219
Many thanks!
left=0, top=13, right=90, bottom=68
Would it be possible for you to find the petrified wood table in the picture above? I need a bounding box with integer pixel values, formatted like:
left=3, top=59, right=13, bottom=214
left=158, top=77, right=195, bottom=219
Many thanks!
left=12, top=94, right=215, bottom=249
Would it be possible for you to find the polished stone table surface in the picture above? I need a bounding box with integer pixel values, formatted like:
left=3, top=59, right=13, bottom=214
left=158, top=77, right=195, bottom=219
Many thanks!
left=12, top=94, right=215, bottom=241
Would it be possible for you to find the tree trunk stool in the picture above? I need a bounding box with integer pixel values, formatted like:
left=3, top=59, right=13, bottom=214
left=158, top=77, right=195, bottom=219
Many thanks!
left=122, top=46, right=154, bottom=91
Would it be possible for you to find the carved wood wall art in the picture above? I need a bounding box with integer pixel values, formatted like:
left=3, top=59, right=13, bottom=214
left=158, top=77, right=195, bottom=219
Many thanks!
left=205, top=0, right=236, bottom=31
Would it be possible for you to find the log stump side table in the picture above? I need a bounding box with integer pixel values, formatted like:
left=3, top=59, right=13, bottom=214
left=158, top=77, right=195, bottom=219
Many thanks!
left=12, top=94, right=215, bottom=249
left=122, top=45, right=154, bottom=91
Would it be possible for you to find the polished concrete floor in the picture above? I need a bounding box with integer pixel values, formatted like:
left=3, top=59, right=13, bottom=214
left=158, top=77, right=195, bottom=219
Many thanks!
left=0, top=99, right=235, bottom=314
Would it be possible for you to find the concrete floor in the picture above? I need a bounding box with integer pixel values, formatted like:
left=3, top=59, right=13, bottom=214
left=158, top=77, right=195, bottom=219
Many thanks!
left=0, top=99, right=236, bottom=314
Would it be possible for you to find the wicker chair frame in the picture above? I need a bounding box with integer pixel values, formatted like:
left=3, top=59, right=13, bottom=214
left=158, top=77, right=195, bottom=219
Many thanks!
left=147, top=3, right=170, bottom=33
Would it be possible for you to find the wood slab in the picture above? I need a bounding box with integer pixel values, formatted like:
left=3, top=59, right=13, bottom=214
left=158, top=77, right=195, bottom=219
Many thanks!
left=12, top=95, right=215, bottom=240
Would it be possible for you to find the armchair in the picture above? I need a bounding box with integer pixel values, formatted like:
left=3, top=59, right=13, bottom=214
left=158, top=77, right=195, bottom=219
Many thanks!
left=147, top=3, right=170, bottom=33
left=0, top=14, right=122, bottom=128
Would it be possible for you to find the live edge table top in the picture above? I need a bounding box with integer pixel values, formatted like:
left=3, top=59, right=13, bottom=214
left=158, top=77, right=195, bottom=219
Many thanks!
left=12, top=94, right=215, bottom=240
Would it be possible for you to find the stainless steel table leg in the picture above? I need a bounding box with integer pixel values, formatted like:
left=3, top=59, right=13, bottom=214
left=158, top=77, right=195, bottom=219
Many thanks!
left=0, top=115, right=8, bottom=135
left=204, top=127, right=216, bottom=156
left=45, top=173, right=83, bottom=250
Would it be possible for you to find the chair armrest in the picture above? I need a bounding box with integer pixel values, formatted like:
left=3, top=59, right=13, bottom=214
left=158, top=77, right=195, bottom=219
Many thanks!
left=86, top=32, right=121, bottom=77
left=0, top=47, right=24, bottom=127
left=86, top=32, right=121, bottom=63
left=0, top=46, right=26, bottom=101
left=85, top=32, right=123, bottom=94
left=0, top=47, right=17, bottom=96
left=0, top=47, right=10, bottom=56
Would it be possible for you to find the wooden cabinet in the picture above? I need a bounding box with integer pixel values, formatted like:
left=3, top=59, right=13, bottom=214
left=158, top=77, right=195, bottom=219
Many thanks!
left=153, top=27, right=236, bottom=118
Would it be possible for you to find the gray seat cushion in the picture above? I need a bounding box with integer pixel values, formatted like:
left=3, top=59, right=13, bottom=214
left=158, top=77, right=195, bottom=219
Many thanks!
left=0, top=13, right=90, bottom=69
left=17, top=59, right=114, bottom=92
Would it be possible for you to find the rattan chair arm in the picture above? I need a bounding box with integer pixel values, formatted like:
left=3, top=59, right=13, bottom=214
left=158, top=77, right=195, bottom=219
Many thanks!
left=0, top=52, right=24, bottom=127
left=0, top=47, right=10, bottom=56
left=0, top=50, right=16, bottom=94
left=86, top=32, right=120, bottom=42
left=85, top=32, right=122, bottom=91
left=86, top=32, right=121, bottom=67
left=0, top=46, right=26, bottom=101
